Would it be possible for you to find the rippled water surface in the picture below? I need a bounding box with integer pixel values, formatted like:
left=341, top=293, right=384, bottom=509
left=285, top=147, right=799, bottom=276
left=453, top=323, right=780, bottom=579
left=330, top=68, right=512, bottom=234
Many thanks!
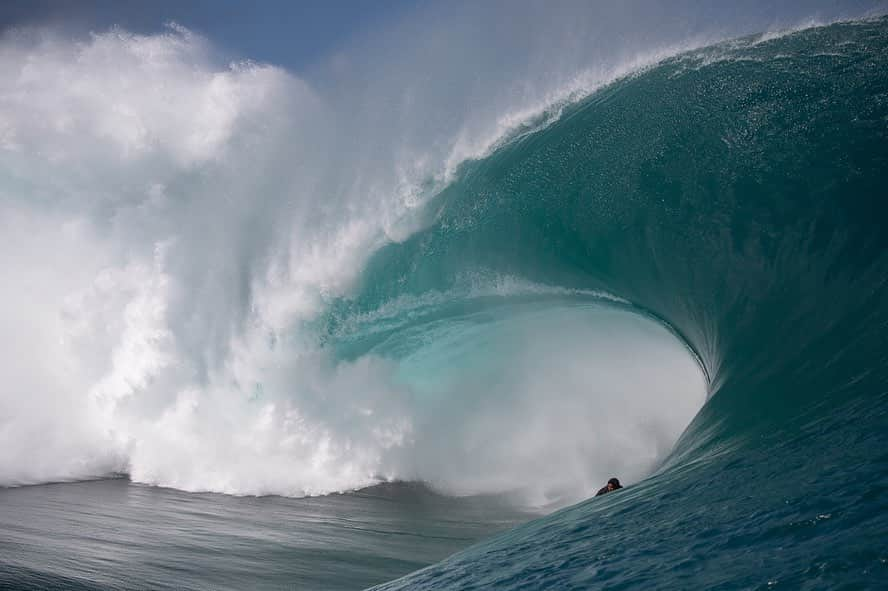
left=0, top=480, right=532, bottom=590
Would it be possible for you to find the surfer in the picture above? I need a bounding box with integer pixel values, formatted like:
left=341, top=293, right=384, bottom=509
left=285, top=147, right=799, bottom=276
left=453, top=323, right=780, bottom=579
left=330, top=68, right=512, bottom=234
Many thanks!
left=595, top=478, right=623, bottom=497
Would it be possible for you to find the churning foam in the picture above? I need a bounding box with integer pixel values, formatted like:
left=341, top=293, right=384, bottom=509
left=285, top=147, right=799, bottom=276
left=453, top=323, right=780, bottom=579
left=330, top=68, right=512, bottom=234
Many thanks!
left=2, top=12, right=794, bottom=499
left=0, top=24, right=411, bottom=493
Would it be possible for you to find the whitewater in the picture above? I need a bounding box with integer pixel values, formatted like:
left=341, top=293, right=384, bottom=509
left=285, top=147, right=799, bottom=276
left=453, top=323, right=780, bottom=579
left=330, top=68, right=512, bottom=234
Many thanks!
left=0, top=10, right=709, bottom=502
left=2, top=3, right=888, bottom=590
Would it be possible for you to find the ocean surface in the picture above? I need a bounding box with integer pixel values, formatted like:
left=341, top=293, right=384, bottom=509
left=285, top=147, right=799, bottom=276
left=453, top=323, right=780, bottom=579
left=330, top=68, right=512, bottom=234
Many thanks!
left=2, top=15, right=888, bottom=591
left=0, top=480, right=531, bottom=590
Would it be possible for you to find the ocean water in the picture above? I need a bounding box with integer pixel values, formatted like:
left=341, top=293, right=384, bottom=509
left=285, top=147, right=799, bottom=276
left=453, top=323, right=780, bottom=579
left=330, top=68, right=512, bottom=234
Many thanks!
left=368, top=18, right=888, bottom=590
left=2, top=14, right=888, bottom=591
left=0, top=480, right=531, bottom=590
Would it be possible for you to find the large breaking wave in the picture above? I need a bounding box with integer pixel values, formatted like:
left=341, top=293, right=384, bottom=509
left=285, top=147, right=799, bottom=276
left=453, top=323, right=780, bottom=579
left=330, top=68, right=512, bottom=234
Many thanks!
left=370, top=16, right=888, bottom=590
left=3, top=4, right=888, bottom=588
left=0, top=14, right=714, bottom=502
left=1, top=1, right=886, bottom=556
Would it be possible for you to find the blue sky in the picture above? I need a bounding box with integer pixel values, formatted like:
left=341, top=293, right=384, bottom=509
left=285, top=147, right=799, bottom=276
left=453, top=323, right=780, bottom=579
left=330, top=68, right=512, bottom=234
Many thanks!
left=0, top=0, right=421, bottom=72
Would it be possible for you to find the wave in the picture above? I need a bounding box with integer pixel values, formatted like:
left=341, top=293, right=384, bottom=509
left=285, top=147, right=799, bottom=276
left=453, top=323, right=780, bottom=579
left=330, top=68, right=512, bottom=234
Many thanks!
left=0, top=16, right=718, bottom=499
left=369, top=16, right=888, bottom=589
left=1, top=5, right=886, bottom=538
left=3, top=9, right=888, bottom=589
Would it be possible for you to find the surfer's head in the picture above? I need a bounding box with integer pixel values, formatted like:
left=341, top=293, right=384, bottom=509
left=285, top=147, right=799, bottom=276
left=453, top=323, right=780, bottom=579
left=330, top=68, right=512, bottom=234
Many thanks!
left=607, top=478, right=622, bottom=491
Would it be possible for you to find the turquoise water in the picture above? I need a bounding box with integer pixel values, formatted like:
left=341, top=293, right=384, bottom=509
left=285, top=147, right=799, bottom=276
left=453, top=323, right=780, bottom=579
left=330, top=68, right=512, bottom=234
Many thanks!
left=2, top=16, right=888, bottom=591
left=363, top=18, right=888, bottom=590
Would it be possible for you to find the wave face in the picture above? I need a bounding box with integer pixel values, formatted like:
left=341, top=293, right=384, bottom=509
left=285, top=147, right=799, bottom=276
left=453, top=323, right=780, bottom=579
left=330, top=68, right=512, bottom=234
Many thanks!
left=367, top=18, right=888, bottom=590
